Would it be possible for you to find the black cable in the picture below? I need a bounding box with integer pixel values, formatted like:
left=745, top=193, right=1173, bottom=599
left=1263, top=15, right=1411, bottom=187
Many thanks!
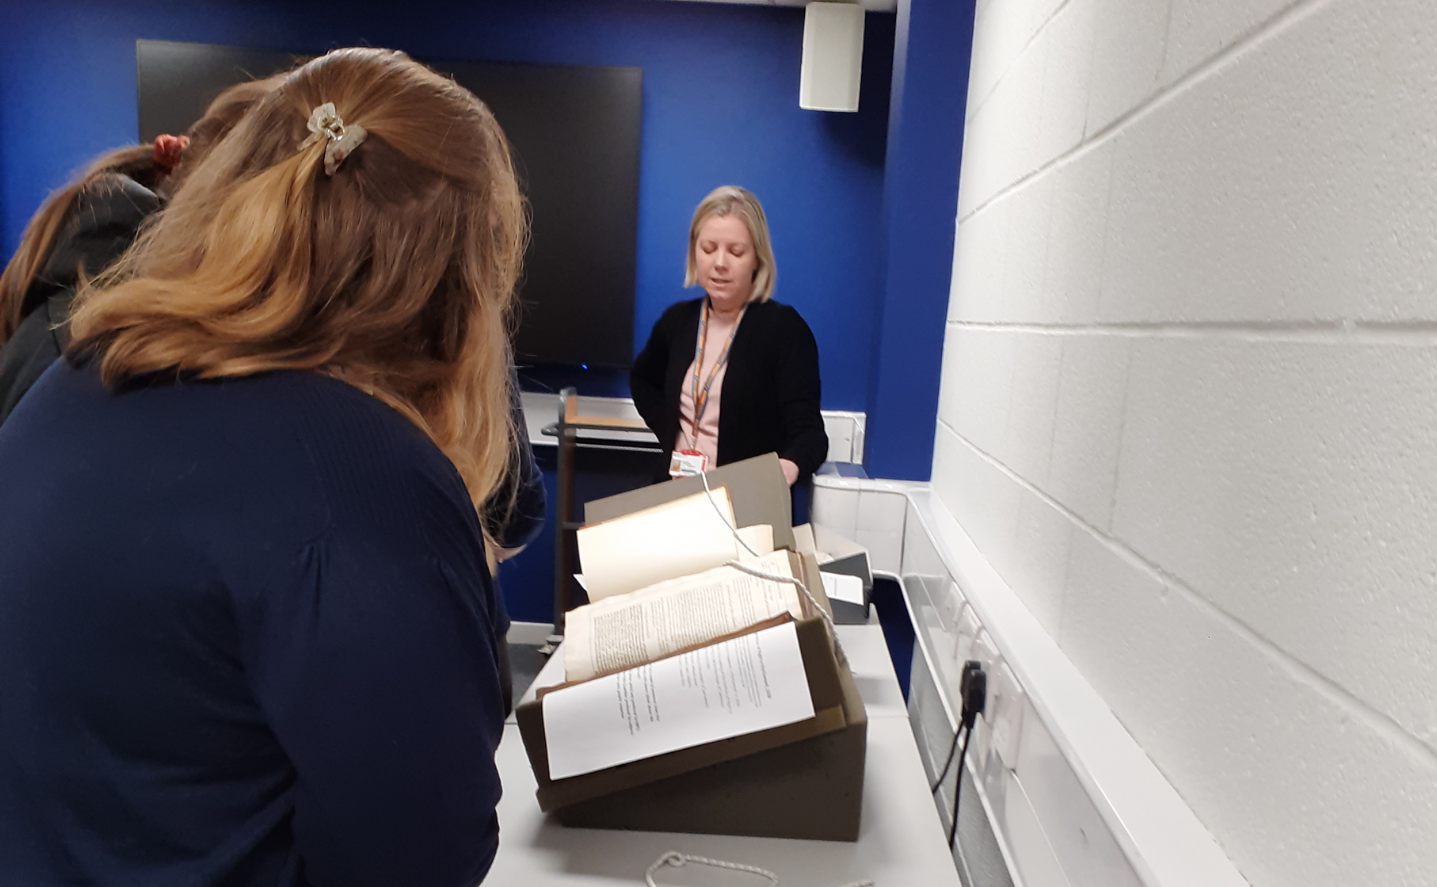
left=930, top=721, right=967, bottom=793
left=948, top=724, right=972, bottom=849
left=930, top=660, right=987, bottom=850
left=933, top=660, right=987, bottom=792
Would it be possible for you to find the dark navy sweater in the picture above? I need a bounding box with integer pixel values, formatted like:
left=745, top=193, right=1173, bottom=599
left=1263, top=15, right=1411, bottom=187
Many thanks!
left=0, top=362, right=508, bottom=887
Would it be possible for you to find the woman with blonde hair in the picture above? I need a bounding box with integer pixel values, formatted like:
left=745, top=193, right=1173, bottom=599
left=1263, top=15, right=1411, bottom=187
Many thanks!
left=0, top=48, right=526, bottom=887
left=630, top=185, right=827, bottom=488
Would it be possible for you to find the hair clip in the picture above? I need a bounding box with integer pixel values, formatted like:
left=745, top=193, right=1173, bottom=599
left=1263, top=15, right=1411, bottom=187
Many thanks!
left=301, top=102, right=367, bottom=176
left=152, top=134, right=190, bottom=173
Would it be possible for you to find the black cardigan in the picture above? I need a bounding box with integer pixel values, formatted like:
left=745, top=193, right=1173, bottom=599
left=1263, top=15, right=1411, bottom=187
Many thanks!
left=629, top=297, right=828, bottom=481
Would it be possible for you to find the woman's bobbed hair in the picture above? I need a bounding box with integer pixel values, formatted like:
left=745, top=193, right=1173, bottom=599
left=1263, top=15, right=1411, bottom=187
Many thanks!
left=684, top=185, right=776, bottom=303
left=67, top=48, right=529, bottom=543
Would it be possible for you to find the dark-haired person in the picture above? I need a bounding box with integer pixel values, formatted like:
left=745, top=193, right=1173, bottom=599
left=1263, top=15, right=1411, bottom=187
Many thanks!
left=0, top=49, right=527, bottom=887
left=630, top=186, right=827, bottom=493
left=0, top=75, right=280, bottom=427
left=487, top=374, right=548, bottom=716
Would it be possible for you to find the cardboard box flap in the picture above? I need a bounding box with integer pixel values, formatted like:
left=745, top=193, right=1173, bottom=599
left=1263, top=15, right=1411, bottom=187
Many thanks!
left=795, top=522, right=871, bottom=565
left=584, top=454, right=795, bottom=551
left=811, top=523, right=871, bottom=562
left=536, top=703, right=849, bottom=812
left=793, top=523, right=817, bottom=557
left=554, top=708, right=867, bottom=842
left=795, top=523, right=873, bottom=616
left=797, top=551, right=834, bottom=620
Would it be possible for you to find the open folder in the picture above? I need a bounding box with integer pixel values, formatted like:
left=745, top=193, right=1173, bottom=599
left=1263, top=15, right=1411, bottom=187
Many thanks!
left=517, top=454, right=868, bottom=842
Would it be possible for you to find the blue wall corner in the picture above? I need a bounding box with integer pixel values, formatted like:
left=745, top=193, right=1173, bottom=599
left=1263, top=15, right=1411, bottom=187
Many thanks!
left=863, top=0, right=975, bottom=481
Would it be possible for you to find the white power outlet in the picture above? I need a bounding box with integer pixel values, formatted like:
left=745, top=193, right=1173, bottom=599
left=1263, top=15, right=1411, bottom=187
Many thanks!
left=935, top=576, right=964, bottom=632
left=962, top=631, right=1003, bottom=783
left=926, top=603, right=958, bottom=691
left=989, top=662, right=1025, bottom=771
left=966, top=708, right=993, bottom=782
left=973, top=629, right=999, bottom=679
left=955, top=605, right=981, bottom=667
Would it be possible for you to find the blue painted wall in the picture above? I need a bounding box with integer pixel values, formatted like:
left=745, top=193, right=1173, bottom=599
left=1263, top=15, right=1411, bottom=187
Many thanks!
left=862, top=0, right=974, bottom=479
left=0, top=0, right=893, bottom=411
left=0, top=0, right=900, bottom=624
left=0, top=0, right=985, bottom=621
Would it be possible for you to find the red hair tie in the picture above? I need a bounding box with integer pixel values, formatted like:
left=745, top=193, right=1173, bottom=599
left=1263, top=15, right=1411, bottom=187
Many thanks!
left=152, top=134, right=190, bottom=173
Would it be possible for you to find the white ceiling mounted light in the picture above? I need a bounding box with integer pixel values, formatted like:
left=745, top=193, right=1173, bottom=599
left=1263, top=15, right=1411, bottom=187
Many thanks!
left=655, top=0, right=886, bottom=111
left=799, top=2, right=866, bottom=112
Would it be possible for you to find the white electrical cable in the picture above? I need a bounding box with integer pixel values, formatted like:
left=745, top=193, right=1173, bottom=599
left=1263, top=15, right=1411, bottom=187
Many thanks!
left=724, top=558, right=839, bottom=639
left=700, top=468, right=763, bottom=557
left=644, top=850, right=875, bottom=887
left=698, top=469, right=843, bottom=646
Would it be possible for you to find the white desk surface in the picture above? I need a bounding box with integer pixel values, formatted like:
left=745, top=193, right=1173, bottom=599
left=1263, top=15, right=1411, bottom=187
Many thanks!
left=492, top=619, right=958, bottom=886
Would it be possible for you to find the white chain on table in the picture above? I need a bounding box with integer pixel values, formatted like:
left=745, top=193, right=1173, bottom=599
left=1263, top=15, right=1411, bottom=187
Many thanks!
left=644, top=851, right=874, bottom=887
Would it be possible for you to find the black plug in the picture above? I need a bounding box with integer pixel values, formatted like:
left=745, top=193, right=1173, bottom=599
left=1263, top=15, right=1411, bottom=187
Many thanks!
left=947, top=660, right=988, bottom=849
left=959, top=660, right=987, bottom=732
left=931, top=660, right=988, bottom=795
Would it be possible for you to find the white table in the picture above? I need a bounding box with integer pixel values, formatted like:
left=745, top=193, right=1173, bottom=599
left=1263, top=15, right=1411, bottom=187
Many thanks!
left=490, top=618, right=960, bottom=886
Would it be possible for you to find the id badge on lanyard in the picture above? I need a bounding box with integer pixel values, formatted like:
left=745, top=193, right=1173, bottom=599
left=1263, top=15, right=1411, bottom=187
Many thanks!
left=669, top=448, right=708, bottom=477
left=669, top=300, right=744, bottom=478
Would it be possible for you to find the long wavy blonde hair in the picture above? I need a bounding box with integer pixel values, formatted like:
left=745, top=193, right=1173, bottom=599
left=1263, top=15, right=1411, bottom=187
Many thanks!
left=68, top=48, right=528, bottom=541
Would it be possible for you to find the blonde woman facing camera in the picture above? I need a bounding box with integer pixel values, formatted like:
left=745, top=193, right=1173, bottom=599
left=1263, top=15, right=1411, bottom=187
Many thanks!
left=0, top=49, right=526, bottom=887
left=630, top=186, right=827, bottom=487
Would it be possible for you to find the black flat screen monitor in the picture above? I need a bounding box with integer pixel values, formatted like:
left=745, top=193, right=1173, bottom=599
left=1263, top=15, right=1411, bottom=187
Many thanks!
left=136, top=39, right=641, bottom=368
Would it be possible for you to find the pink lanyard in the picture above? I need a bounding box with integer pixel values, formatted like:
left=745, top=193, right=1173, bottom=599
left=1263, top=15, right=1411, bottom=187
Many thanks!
left=688, top=299, right=745, bottom=443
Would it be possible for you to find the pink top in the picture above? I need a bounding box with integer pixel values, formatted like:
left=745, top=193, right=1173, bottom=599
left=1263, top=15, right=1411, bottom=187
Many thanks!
left=674, top=308, right=740, bottom=466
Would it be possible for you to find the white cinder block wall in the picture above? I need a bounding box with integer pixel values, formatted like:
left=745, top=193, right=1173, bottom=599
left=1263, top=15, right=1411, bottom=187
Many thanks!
left=934, top=0, right=1437, bottom=885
